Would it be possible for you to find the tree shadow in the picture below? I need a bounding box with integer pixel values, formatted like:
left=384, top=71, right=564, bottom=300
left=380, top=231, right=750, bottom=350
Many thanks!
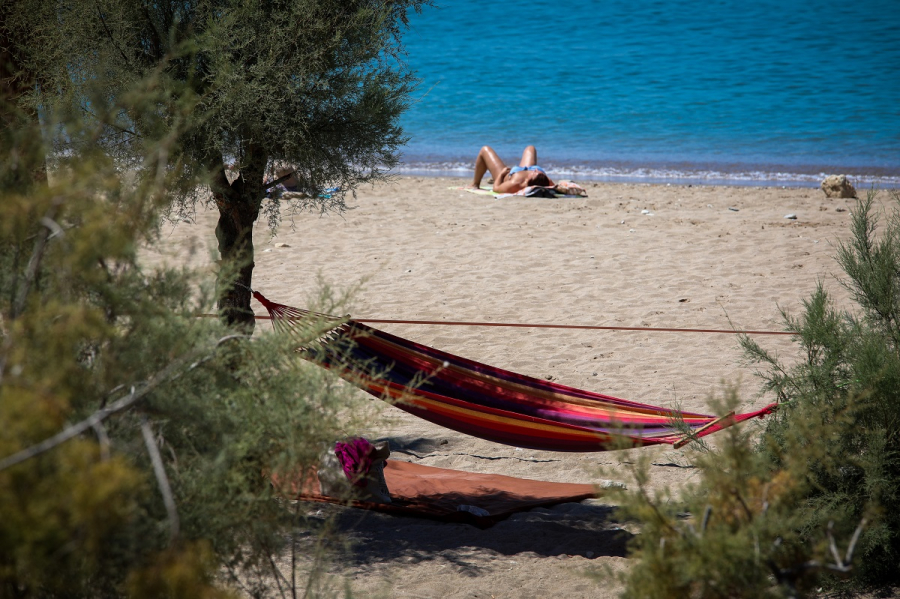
left=317, top=500, right=630, bottom=576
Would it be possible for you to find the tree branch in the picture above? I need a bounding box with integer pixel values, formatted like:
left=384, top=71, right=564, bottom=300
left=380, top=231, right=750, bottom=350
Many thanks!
left=92, top=420, right=111, bottom=461
left=140, top=416, right=179, bottom=543
left=0, top=334, right=250, bottom=472
left=264, top=171, right=296, bottom=192
left=12, top=200, right=61, bottom=319
left=95, top=1, right=131, bottom=65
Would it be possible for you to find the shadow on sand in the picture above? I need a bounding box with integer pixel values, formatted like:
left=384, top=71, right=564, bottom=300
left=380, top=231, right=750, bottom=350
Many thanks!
left=314, top=499, right=630, bottom=575
left=305, top=434, right=630, bottom=574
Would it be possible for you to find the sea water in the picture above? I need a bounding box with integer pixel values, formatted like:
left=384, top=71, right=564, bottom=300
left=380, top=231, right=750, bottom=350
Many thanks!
left=398, top=0, right=900, bottom=187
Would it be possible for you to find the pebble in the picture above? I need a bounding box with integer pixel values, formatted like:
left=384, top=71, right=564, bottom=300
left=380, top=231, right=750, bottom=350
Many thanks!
left=785, top=214, right=797, bottom=220
left=629, top=229, right=636, bottom=233
left=836, top=207, right=847, bottom=212
left=728, top=207, right=739, bottom=211
left=641, top=209, right=650, bottom=214
left=274, top=242, right=290, bottom=248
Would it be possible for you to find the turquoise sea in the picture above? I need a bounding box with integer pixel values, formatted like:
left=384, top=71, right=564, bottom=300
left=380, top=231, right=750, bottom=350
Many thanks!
left=398, top=0, right=900, bottom=187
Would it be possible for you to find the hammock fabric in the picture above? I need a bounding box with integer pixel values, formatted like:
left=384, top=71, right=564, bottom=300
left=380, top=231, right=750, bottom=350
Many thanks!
left=253, top=292, right=777, bottom=452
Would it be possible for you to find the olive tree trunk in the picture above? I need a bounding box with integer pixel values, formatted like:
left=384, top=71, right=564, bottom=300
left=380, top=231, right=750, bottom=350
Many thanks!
left=210, top=144, right=268, bottom=332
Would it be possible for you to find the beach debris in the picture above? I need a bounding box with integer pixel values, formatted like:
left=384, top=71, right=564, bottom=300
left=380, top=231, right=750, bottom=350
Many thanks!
left=785, top=214, right=798, bottom=220
left=273, top=242, right=290, bottom=248
left=728, top=207, right=739, bottom=211
left=629, top=228, right=636, bottom=233
left=821, top=174, right=857, bottom=199
left=641, top=209, right=650, bottom=214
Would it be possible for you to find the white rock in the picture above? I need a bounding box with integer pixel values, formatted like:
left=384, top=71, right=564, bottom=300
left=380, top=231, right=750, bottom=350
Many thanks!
left=785, top=214, right=797, bottom=220
left=821, top=174, right=857, bottom=199
left=274, top=242, right=290, bottom=248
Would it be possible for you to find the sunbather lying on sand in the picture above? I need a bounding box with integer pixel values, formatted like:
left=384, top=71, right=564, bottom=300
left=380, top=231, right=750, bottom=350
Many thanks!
left=468, top=145, right=555, bottom=194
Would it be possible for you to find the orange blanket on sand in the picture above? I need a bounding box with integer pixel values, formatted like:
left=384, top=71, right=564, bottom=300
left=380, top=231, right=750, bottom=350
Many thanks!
left=289, top=460, right=600, bottom=528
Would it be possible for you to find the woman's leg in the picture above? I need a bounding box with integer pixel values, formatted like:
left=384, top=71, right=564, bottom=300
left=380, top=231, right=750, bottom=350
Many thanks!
left=518, top=145, right=537, bottom=167
left=470, top=146, right=507, bottom=188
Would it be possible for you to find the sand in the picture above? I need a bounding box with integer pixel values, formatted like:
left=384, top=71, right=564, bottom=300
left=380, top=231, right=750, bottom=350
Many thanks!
left=143, top=176, right=861, bottom=598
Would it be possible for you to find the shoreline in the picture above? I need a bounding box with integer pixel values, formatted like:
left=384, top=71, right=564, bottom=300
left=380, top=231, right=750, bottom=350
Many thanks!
left=395, top=159, right=900, bottom=190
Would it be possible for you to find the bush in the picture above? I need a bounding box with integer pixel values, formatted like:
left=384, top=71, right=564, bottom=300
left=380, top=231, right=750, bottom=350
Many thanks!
left=0, top=89, right=368, bottom=597
left=607, top=190, right=900, bottom=597
left=745, top=190, right=900, bottom=585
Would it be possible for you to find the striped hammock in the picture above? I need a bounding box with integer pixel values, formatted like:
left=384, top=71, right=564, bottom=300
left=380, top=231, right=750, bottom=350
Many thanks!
left=253, top=292, right=777, bottom=452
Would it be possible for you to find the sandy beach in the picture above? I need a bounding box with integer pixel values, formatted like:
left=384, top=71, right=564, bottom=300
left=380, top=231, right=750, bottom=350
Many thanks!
left=143, top=176, right=861, bottom=598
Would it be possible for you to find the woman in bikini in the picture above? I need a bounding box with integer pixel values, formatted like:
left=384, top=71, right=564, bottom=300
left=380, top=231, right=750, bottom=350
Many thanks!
left=468, top=145, right=554, bottom=193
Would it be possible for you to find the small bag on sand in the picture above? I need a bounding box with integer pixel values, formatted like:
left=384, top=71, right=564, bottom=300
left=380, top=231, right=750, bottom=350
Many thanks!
left=319, top=438, right=392, bottom=503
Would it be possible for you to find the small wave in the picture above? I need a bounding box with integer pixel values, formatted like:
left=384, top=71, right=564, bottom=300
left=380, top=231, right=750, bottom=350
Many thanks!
left=393, top=160, right=900, bottom=189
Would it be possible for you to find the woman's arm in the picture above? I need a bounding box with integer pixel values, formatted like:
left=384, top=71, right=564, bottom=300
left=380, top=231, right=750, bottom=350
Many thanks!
left=492, top=167, right=517, bottom=192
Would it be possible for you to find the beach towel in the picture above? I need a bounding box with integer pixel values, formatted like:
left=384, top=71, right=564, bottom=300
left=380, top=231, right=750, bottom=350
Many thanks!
left=280, top=460, right=600, bottom=528
left=452, top=186, right=503, bottom=197
left=451, top=184, right=587, bottom=199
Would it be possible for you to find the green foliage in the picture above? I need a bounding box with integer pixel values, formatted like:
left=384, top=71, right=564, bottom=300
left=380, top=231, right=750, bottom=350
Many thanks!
left=744, top=191, right=900, bottom=584
left=5, top=0, right=431, bottom=327
left=0, top=71, right=370, bottom=597
left=605, top=389, right=862, bottom=598
left=608, top=191, right=900, bottom=596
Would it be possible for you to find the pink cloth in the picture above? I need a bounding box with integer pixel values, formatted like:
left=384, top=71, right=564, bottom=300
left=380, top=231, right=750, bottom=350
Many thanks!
left=334, top=438, right=375, bottom=487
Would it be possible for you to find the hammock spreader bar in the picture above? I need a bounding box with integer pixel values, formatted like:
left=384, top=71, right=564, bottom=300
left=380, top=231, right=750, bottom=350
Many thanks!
left=253, top=292, right=777, bottom=452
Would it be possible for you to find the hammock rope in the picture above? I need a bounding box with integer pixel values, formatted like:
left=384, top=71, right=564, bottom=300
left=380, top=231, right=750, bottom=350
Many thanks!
left=252, top=291, right=778, bottom=452
left=200, top=313, right=793, bottom=336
